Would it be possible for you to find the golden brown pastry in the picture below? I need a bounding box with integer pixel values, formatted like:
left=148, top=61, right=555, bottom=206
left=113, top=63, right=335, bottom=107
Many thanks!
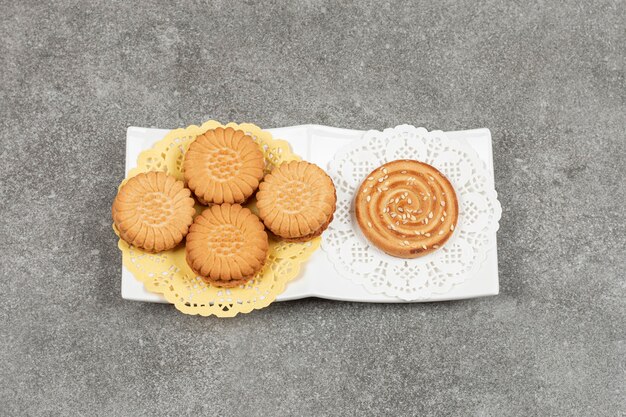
left=112, top=172, right=196, bottom=252
left=185, top=204, right=269, bottom=287
left=256, top=161, right=336, bottom=242
left=355, top=160, right=458, bottom=258
left=183, top=127, right=265, bottom=205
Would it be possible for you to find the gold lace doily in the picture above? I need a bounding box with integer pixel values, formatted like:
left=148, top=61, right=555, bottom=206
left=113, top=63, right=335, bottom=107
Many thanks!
left=116, top=121, right=320, bottom=317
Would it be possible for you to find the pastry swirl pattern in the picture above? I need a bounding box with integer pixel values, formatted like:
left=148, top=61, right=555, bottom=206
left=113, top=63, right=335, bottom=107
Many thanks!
left=355, top=160, right=458, bottom=258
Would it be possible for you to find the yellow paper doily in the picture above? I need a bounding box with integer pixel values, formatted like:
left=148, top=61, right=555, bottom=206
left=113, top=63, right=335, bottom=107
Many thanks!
left=116, top=121, right=320, bottom=317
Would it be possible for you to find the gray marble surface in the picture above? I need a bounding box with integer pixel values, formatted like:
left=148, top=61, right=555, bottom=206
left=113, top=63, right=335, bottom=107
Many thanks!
left=1, top=1, right=625, bottom=416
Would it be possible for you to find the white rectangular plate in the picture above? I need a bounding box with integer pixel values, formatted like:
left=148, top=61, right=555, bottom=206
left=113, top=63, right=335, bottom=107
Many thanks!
left=121, top=125, right=499, bottom=303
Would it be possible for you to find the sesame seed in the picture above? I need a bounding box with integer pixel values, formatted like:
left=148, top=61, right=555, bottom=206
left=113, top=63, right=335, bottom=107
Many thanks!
left=390, top=213, right=397, bottom=218
left=404, top=240, right=410, bottom=245
left=401, top=170, right=407, bottom=174
left=366, top=195, right=371, bottom=202
left=382, top=187, right=389, bottom=191
left=395, top=198, right=400, bottom=204
left=362, top=188, right=368, bottom=194
left=428, top=212, right=433, bottom=219
left=378, top=178, right=384, bottom=182
left=382, top=168, right=388, bottom=174
left=377, top=187, right=382, bottom=193
left=368, top=222, right=373, bottom=228
left=433, top=245, right=439, bottom=249
left=425, top=233, right=431, bottom=237
left=398, top=207, right=404, bottom=213
left=441, top=217, right=444, bottom=222
left=439, top=230, right=444, bottom=235
left=422, top=245, right=428, bottom=250
left=368, top=177, right=375, bottom=181
left=402, top=220, right=408, bottom=224
left=408, top=198, right=412, bottom=204
left=451, top=224, right=455, bottom=231
left=441, top=201, right=446, bottom=207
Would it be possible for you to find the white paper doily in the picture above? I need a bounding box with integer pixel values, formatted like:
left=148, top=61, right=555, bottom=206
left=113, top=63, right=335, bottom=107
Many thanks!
left=322, top=125, right=502, bottom=300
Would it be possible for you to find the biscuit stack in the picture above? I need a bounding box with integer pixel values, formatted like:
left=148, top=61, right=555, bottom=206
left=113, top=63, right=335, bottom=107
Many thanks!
left=113, top=127, right=337, bottom=288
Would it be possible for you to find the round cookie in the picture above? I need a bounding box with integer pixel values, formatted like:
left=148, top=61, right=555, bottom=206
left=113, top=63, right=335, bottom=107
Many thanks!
left=185, top=204, right=269, bottom=287
left=183, top=127, right=265, bottom=205
left=256, top=161, right=336, bottom=242
left=355, top=160, right=459, bottom=258
left=112, top=171, right=196, bottom=253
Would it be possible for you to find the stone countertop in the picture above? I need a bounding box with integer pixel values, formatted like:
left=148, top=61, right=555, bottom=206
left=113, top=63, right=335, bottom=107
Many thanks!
left=1, top=1, right=624, bottom=416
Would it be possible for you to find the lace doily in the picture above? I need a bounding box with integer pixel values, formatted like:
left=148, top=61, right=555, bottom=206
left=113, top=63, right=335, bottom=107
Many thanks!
left=323, top=125, right=502, bottom=300
left=116, top=120, right=320, bottom=317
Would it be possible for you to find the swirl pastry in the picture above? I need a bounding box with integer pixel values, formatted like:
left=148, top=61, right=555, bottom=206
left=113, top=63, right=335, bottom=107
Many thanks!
left=186, top=204, right=269, bottom=287
left=256, top=161, right=336, bottom=242
left=355, top=160, right=458, bottom=258
left=183, top=127, right=265, bottom=205
left=112, top=172, right=196, bottom=253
